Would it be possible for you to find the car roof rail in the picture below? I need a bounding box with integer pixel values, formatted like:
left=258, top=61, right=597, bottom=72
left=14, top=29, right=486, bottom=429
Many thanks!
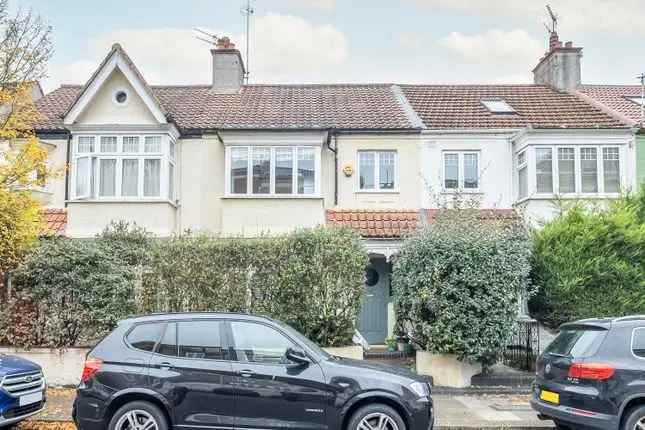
left=613, top=315, right=645, bottom=323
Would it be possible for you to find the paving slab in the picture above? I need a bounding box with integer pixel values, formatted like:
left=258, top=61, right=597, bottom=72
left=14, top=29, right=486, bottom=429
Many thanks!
left=22, top=389, right=554, bottom=429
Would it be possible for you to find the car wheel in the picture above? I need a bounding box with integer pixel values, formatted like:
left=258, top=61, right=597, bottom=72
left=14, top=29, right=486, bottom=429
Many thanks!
left=108, top=401, right=168, bottom=430
left=553, top=420, right=572, bottom=430
left=623, top=405, right=645, bottom=430
left=347, top=404, right=406, bottom=430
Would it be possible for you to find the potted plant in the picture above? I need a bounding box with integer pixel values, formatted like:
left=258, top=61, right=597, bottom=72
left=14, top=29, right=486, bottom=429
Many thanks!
left=394, top=323, right=409, bottom=352
left=385, top=337, right=397, bottom=352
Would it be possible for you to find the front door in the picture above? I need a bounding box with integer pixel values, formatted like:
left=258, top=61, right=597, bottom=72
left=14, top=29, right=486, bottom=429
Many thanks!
left=228, top=320, right=329, bottom=430
left=358, top=260, right=389, bottom=344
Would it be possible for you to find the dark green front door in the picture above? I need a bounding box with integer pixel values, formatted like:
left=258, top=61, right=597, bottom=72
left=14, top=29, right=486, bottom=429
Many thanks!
left=358, top=261, right=389, bottom=344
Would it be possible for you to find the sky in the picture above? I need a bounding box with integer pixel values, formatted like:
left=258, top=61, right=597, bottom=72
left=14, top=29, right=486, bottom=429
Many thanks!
left=14, top=0, right=645, bottom=93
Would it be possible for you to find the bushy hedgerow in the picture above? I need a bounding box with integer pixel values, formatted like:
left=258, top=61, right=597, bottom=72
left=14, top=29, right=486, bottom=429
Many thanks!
left=2, top=237, right=137, bottom=348
left=529, top=190, right=645, bottom=327
left=142, top=226, right=368, bottom=347
left=392, top=211, right=532, bottom=365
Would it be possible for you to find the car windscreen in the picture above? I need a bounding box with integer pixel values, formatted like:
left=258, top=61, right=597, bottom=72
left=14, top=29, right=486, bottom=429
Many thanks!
left=544, top=327, right=608, bottom=358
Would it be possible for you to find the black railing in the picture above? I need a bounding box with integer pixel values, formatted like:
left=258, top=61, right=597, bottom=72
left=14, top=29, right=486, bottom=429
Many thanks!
left=502, top=317, right=540, bottom=371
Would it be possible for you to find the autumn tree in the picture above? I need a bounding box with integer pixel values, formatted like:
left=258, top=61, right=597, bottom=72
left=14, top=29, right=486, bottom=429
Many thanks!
left=0, top=0, right=54, bottom=278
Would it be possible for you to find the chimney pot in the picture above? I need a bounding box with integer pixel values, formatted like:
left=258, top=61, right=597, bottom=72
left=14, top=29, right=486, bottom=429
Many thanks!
left=565, top=41, right=573, bottom=48
left=216, top=36, right=236, bottom=50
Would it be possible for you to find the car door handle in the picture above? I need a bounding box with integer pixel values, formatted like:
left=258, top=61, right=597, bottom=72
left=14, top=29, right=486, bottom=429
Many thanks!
left=158, top=362, right=174, bottom=370
left=237, top=369, right=255, bottom=378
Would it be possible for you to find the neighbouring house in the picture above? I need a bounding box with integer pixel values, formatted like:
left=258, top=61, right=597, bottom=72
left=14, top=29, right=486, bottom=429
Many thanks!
left=29, top=32, right=634, bottom=344
left=573, top=85, right=645, bottom=187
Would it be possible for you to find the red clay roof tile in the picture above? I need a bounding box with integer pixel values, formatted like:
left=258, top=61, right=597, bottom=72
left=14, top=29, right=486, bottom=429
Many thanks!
left=41, top=208, right=67, bottom=236
left=326, top=209, right=421, bottom=238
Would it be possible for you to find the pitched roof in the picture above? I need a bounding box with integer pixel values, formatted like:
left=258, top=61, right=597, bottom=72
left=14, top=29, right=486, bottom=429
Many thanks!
left=33, top=83, right=418, bottom=133
left=400, top=84, right=627, bottom=130
left=41, top=209, right=67, bottom=236
left=576, top=85, right=644, bottom=126
left=326, top=209, right=421, bottom=238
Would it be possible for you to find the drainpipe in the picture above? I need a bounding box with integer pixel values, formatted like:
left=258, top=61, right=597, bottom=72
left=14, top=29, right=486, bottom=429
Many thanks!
left=325, top=129, right=338, bottom=205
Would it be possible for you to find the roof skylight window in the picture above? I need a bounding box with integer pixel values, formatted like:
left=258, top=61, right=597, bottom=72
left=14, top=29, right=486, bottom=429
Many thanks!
left=481, top=99, right=517, bottom=114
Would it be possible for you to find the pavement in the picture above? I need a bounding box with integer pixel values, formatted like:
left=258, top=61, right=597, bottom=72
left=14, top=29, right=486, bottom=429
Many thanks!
left=19, top=388, right=554, bottom=430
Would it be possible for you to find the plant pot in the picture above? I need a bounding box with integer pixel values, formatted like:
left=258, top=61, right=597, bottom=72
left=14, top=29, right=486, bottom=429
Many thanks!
left=387, top=345, right=397, bottom=352
left=415, top=351, right=482, bottom=388
left=397, top=342, right=407, bottom=352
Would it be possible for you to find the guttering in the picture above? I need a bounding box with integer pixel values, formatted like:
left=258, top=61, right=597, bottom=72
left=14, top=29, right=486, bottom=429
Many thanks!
left=183, top=127, right=421, bottom=137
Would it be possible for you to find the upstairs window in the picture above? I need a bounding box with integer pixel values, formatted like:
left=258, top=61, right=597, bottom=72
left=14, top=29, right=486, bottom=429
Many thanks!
left=227, top=146, right=319, bottom=197
left=443, top=151, right=479, bottom=190
left=72, top=134, right=175, bottom=201
left=557, top=148, right=576, bottom=193
left=517, top=151, right=528, bottom=199
left=535, top=148, right=553, bottom=193
left=358, top=150, right=397, bottom=191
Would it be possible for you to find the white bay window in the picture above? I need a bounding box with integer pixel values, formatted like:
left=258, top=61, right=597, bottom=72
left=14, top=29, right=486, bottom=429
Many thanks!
left=226, top=145, right=320, bottom=197
left=518, top=145, right=623, bottom=199
left=72, top=134, right=175, bottom=201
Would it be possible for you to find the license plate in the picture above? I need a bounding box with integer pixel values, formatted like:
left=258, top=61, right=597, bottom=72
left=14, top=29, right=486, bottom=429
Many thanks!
left=540, top=390, right=560, bottom=404
left=19, top=391, right=43, bottom=406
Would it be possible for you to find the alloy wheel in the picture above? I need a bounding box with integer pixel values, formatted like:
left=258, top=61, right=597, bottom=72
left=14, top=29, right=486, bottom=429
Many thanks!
left=634, top=417, right=645, bottom=430
left=115, top=409, right=158, bottom=430
left=358, top=412, right=399, bottom=430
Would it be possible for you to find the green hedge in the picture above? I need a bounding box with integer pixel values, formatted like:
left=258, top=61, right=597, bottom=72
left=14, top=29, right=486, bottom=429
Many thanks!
left=2, top=225, right=367, bottom=348
left=142, top=227, right=368, bottom=347
left=392, top=211, right=532, bottom=365
left=529, top=190, right=645, bottom=327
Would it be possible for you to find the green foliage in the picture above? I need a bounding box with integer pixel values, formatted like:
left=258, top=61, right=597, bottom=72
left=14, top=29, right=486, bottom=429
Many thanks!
left=143, top=227, right=368, bottom=347
left=392, top=212, right=532, bottom=365
left=2, top=238, right=136, bottom=348
left=530, top=190, right=645, bottom=327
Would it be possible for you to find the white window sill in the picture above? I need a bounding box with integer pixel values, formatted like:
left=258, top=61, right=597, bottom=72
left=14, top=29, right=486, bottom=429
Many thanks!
left=440, top=189, right=483, bottom=195
left=67, top=198, right=178, bottom=207
left=515, top=193, right=622, bottom=203
left=222, top=195, right=323, bottom=200
left=355, top=189, right=400, bottom=194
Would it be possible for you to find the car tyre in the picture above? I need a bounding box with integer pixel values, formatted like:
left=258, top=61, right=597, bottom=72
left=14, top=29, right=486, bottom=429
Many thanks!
left=347, top=403, right=406, bottom=430
left=108, top=401, right=168, bottom=430
left=553, top=420, right=572, bottom=430
left=623, top=405, right=645, bottom=430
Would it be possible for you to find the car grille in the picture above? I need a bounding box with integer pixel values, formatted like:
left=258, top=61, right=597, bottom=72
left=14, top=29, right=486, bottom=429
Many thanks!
left=0, top=371, right=44, bottom=396
left=2, top=401, right=44, bottom=418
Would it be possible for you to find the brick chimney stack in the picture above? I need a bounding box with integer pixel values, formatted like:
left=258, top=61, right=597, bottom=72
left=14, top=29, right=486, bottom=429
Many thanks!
left=211, top=36, right=245, bottom=94
left=533, top=31, right=582, bottom=91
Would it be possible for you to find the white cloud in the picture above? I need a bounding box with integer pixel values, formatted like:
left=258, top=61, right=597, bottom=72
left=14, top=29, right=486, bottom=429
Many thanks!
left=42, top=13, right=349, bottom=91
left=404, top=0, right=645, bottom=35
left=288, top=0, right=335, bottom=12
left=438, top=29, right=542, bottom=65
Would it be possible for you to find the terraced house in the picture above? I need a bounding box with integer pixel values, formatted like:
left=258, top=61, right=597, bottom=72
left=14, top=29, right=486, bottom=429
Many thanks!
left=31, top=33, right=636, bottom=343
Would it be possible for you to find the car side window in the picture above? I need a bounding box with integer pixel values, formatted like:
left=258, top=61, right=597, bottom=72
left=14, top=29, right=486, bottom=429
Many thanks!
left=632, top=328, right=645, bottom=358
left=156, top=322, right=178, bottom=357
left=177, top=320, right=231, bottom=360
left=127, top=323, right=164, bottom=352
left=230, top=321, right=296, bottom=364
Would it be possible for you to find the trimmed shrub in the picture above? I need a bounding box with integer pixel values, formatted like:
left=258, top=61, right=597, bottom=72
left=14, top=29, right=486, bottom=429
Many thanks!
left=2, top=238, right=136, bottom=348
left=143, top=227, right=368, bottom=347
left=392, top=211, right=532, bottom=365
left=530, top=190, right=645, bottom=327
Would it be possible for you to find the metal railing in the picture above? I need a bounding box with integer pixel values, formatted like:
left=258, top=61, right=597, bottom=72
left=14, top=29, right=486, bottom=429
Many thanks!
left=502, top=318, right=540, bottom=371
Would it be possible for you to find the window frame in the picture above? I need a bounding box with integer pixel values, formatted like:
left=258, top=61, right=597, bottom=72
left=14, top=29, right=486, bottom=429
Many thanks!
left=228, top=319, right=312, bottom=366
left=517, top=150, right=528, bottom=200
left=224, top=145, right=321, bottom=198
left=534, top=147, right=554, bottom=195
left=441, top=150, right=481, bottom=192
left=518, top=144, right=623, bottom=201
left=356, top=150, right=399, bottom=193
left=71, top=133, right=175, bottom=203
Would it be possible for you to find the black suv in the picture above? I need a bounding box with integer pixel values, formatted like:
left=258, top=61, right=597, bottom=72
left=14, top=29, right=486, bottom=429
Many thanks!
left=73, top=313, right=433, bottom=430
left=531, top=316, right=645, bottom=430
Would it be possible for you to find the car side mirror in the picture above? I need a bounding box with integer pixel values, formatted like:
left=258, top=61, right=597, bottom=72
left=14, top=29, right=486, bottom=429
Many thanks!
left=286, top=347, right=310, bottom=365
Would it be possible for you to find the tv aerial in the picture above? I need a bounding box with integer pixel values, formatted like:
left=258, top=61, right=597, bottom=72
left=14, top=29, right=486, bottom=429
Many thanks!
left=194, top=27, right=219, bottom=46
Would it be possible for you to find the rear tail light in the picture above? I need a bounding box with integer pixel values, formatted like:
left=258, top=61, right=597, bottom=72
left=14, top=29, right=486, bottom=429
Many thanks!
left=568, top=363, right=615, bottom=380
left=81, top=357, right=103, bottom=382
